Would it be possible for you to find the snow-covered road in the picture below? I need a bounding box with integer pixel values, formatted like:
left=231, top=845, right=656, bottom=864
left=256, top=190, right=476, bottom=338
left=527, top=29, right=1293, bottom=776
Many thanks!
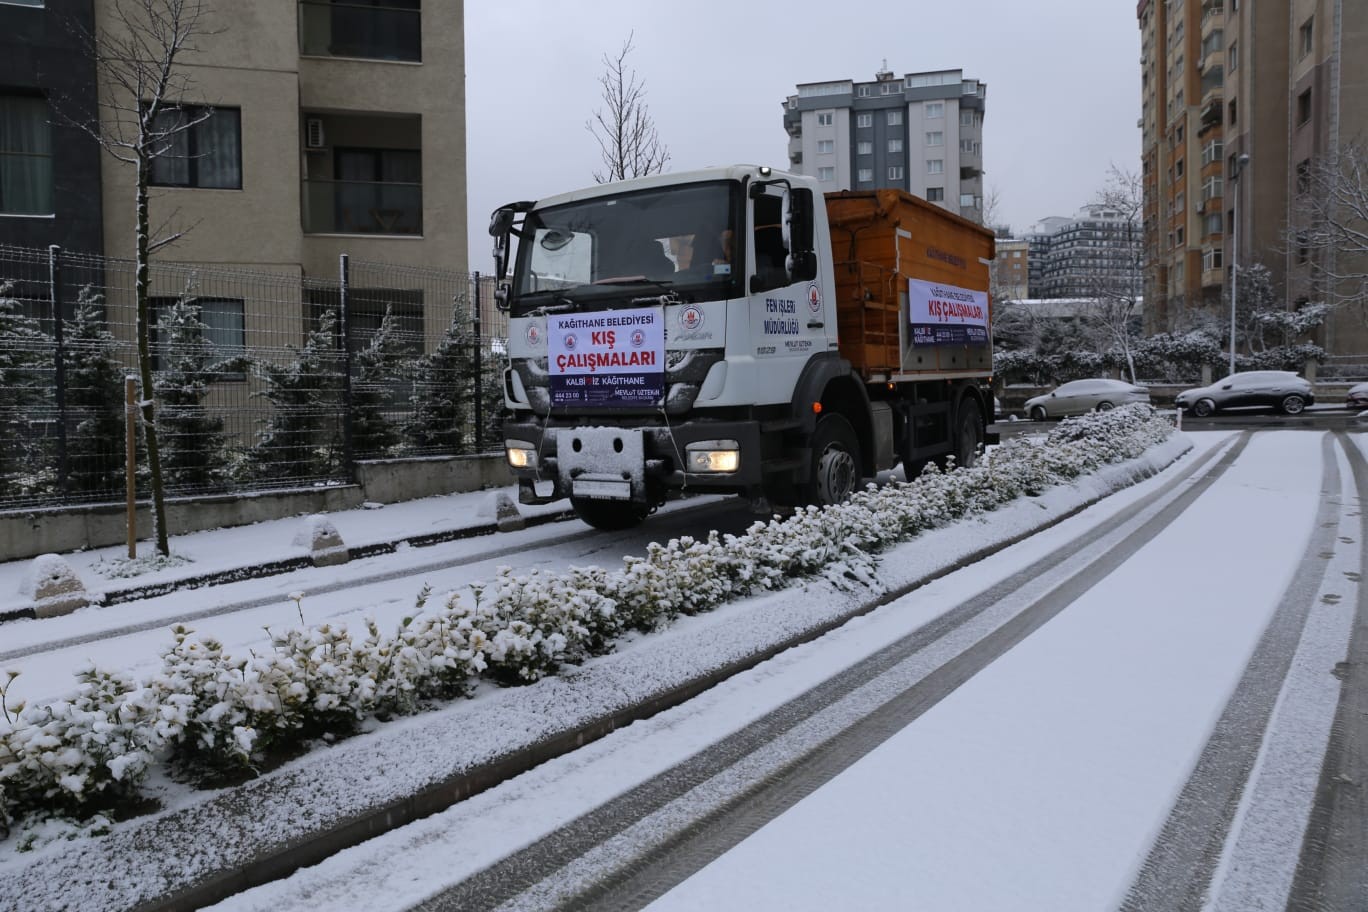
left=190, top=429, right=1366, bottom=911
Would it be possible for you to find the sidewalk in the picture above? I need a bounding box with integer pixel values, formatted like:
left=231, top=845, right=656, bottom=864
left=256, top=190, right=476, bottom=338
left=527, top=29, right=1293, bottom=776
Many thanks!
left=0, top=485, right=573, bottom=621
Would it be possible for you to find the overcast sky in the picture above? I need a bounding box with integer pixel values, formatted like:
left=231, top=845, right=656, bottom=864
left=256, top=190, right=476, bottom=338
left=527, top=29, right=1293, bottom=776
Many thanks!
left=463, top=1, right=1142, bottom=272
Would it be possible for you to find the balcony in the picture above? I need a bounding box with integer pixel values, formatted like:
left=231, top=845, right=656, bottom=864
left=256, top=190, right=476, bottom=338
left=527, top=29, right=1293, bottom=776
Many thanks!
left=302, top=178, right=422, bottom=235
left=299, top=0, right=421, bottom=63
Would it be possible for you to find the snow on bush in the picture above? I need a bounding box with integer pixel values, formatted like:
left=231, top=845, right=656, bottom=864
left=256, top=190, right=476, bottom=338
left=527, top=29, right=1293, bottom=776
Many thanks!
left=0, top=405, right=1173, bottom=832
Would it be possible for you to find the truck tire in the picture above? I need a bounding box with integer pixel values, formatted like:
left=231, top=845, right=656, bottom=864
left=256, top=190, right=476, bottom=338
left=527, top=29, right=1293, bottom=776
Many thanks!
left=571, top=497, right=649, bottom=531
left=954, top=398, right=983, bottom=468
left=803, top=413, right=862, bottom=507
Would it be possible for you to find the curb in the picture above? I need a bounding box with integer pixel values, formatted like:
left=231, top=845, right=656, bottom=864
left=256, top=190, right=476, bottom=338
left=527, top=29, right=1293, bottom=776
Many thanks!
left=1, top=509, right=578, bottom=624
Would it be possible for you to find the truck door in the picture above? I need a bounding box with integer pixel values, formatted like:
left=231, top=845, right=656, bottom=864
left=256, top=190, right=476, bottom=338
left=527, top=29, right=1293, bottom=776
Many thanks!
left=746, top=188, right=827, bottom=381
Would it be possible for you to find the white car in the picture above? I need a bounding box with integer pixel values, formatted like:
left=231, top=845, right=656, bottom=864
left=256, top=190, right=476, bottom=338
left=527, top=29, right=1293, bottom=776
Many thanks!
left=1175, top=371, right=1315, bottom=416
left=1024, top=379, right=1151, bottom=420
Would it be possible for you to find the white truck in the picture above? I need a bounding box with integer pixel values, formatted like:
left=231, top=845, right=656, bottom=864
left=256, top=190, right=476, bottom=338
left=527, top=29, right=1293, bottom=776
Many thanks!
left=489, top=165, right=996, bottom=530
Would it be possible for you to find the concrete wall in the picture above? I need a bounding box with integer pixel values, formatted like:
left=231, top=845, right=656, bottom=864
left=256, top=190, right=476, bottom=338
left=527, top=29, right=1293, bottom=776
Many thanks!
left=0, top=453, right=509, bottom=562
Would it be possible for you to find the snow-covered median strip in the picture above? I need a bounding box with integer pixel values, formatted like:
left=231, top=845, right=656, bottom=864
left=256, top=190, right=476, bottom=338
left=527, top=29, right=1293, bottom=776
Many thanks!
left=0, top=408, right=1183, bottom=910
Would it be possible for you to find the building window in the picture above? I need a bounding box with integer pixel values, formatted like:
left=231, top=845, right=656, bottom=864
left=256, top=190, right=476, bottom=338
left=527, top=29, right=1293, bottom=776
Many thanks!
left=817, top=139, right=834, bottom=154
left=926, top=187, right=944, bottom=201
left=817, top=166, right=835, bottom=181
left=888, top=138, right=903, bottom=153
left=1297, top=89, right=1312, bottom=125
left=1203, top=248, right=1223, bottom=271
left=857, top=168, right=873, bottom=183
left=857, top=85, right=871, bottom=97
left=960, top=193, right=978, bottom=208
left=149, top=106, right=243, bottom=189
left=925, top=101, right=943, bottom=118
left=1299, top=17, right=1314, bottom=58
left=328, top=146, right=422, bottom=234
left=1296, top=158, right=1311, bottom=194
left=149, top=296, right=247, bottom=373
left=926, top=159, right=943, bottom=174
left=817, top=111, right=833, bottom=126
left=1227, top=98, right=1237, bottom=125
left=1176, top=226, right=1184, bottom=245
left=925, top=131, right=943, bottom=147
left=888, top=166, right=904, bottom=180
left=0, top=93, right=52, bottom=214
left=1176, top=158, right=1184, bottom=177
left=959, top=139, right=979, bottom=154
left=887, top=110, right=902, bottom=126
left=856, top=113, right=872, bottom=128
left=298, top=0, right=422, bottom=63
left=1227, top=42, right=1238, bottom=71
left=1205, top=213, right=1223, bottom=236
left=857, top=141, right=872, bottom=155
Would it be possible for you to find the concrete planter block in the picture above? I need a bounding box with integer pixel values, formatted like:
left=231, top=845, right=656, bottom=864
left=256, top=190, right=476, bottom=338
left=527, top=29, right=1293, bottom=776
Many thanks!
left=292, top=515, right=350, bottom=567
left=490, top=490, right=526, bottom=532
left=24, top=554, right=89, bottom=618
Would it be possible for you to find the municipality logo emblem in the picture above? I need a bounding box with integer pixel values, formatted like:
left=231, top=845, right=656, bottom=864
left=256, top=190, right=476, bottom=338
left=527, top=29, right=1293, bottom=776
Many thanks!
left=680, top=305, right=704, bottom=331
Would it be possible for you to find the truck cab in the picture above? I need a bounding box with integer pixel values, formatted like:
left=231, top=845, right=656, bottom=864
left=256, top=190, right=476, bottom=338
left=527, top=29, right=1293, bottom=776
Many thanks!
left=491, top=165, right=994, bottom=530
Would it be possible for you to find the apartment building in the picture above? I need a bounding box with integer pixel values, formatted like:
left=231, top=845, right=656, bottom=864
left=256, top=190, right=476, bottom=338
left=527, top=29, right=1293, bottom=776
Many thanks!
left=1139, top=0, right=1367, bottom=356
left=0, top=0, right=102, bottom=254
left=1024, top=207, right=1143, bottom=301
left=782, top=66, right=987, bottom=223
left=1, top=0, right=469, bottom=346
left=994, top=238, right=1030, bottom=302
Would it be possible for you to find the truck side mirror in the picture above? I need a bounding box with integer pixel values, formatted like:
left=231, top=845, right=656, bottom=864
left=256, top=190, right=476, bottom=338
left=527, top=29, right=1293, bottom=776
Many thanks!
left=489, top=207, right=515, bottom=282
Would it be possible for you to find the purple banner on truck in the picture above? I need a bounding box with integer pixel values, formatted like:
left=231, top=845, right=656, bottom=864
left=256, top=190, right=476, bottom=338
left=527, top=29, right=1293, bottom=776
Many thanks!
left=908, top=278, right=990, bottom=346
left=547, top=307, right=666, bottom=407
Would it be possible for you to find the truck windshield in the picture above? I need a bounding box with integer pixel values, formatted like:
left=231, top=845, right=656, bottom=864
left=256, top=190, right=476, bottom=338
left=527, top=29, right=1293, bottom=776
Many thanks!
left=510, top=180, right=741, bottom=316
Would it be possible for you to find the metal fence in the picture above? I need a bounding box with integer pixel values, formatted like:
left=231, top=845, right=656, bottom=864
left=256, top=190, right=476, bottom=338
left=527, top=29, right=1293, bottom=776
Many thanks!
left=0, top=244, right=506, bottom=510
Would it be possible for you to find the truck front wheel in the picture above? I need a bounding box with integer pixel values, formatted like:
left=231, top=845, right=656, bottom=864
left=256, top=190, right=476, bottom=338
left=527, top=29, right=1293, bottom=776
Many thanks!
left=571, top=497, right=649, bottom=531
left=804, top=414, right=863, bottom=507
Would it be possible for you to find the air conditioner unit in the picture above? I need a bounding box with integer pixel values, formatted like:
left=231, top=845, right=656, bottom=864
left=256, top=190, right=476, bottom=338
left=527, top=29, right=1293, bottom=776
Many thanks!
left=305, top=117, right=326, bottom=150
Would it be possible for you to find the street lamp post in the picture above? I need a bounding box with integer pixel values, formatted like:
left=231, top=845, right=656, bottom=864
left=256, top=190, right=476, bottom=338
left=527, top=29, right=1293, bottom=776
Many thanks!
left=1229, top=153, right=1250, bottom=376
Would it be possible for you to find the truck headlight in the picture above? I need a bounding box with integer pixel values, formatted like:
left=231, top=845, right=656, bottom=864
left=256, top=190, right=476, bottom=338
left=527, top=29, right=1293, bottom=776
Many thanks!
left=505, top=440, right=537, bottom=469
left=685, top=440, right=740, bottom=473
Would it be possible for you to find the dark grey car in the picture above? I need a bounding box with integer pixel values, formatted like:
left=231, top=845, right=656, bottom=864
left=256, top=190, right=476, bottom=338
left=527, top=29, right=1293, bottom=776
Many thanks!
left=1175, top=371, right=1315, bottom=417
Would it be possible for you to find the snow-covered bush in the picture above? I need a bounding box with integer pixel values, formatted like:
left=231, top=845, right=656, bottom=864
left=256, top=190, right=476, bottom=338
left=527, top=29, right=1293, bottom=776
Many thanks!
left=0, top=666, right=160, bottom=833
left=1, top=405, right=1174, bottom=829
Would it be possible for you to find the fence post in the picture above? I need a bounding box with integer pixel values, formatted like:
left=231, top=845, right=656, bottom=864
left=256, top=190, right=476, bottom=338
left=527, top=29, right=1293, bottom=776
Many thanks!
left=49, top=245, right=69, bottom=498
left=339, top=253, right=354, bottom=480
left=125, top=375, right=138, bottom=559
left=473, top=271, right=483, bottom=452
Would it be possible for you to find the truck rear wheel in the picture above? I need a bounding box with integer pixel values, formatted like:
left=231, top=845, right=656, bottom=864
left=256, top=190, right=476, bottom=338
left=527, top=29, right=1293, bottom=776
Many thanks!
left=954, top=399, right=984, bottom=468
left=804, top=414, right=862, bottom=507
left=571, top=497, right=649, bottom=531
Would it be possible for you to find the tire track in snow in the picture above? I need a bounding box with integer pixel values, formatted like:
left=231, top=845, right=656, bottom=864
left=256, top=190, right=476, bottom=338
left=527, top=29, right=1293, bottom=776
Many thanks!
left=1285, top=434, right=1368, bottom=912
left=411, top=436, right=1250, bottom=912
left=1120, top=433, right=1346, bottom=912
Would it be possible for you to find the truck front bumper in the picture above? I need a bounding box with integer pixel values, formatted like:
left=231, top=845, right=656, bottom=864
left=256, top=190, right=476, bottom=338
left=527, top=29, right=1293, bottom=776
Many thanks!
left=502, top=416, right=765, bottom=505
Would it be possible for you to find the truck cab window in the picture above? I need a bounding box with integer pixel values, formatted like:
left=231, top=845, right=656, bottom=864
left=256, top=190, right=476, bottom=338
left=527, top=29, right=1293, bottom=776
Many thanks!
left=751, top=194, right=790, bottom=293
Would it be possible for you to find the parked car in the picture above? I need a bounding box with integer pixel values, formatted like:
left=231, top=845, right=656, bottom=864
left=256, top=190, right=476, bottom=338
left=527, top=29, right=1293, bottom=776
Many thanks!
left=1347, top=382, right=1368, bottom=410
left=1175, top=371, right=1315, bottom=417
left=1023, top=379, right=1151, bottom=420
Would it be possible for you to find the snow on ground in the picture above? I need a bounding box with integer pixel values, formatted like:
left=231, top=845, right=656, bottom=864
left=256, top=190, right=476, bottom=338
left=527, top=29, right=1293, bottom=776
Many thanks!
left=189, top=430, right=1322, bottom=912
left=12, top=429, right=1357, bottom=912
left=0, top=429, right=1198, bottom=912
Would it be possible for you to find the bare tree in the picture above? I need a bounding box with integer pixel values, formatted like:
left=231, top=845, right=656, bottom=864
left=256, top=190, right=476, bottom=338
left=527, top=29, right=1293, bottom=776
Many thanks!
left=587, top=32, right=669, bottom=184
left=1082, top=165, right=1144, bottom=382
left=1292, top=142, right=1368, bottom=323
left=62, top=0, right=218, bottom=556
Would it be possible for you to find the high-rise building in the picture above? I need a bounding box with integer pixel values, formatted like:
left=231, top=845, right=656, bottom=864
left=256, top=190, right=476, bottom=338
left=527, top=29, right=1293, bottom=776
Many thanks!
left=1022, top=209, right=1142, bottom=301
left=783, top=66, right=986, bottom=223
left=1139, top=0, right=1367, bottom=356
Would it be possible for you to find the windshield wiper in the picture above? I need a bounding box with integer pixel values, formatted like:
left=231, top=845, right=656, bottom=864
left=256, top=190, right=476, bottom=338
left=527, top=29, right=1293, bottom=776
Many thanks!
left=591, top=276, right=674, bottom=289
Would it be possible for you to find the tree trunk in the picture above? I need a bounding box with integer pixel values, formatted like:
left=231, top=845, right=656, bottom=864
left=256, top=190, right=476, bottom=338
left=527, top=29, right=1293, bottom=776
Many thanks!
left=135, top=159, right=170, bottom=556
